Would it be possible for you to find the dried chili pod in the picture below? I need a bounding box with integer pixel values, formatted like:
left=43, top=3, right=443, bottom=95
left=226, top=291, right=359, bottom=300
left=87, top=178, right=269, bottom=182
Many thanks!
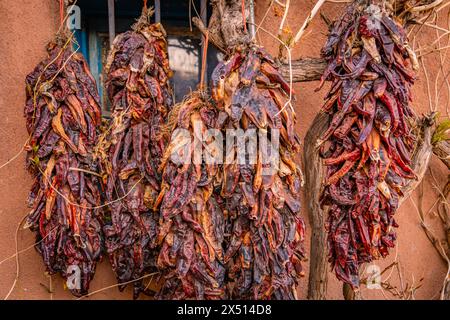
left=318, top=2, right=418, bottom=289
left=24, top=38, right=103, bottom=296
left=95, top=7, right=173, bottom=298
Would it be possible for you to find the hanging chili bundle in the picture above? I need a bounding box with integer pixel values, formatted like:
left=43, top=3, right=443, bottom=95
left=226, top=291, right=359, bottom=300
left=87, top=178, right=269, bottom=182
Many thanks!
left=24, top=38, right=103, bottom=296
left=95, top=8, right=173, bottom=298
left=211, top=44, right=306, bottom=299
left=154, top=91, right=227, bottom=299
left=317, top=1, right=418, bottom=289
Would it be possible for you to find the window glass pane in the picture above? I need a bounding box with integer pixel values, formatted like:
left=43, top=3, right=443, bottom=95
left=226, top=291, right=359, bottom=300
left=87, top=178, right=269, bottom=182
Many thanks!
left=168, top=36, right=200, bottom=102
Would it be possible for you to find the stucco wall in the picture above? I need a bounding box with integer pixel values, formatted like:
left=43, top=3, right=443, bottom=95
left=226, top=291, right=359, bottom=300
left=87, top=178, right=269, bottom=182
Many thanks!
left=0, top=0, right=447, bottom=299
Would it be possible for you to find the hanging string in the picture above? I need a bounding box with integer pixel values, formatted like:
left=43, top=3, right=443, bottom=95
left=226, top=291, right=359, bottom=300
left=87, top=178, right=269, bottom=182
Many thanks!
left=200, top=31, right=209, bottom=91
left=143, top=0, right=148, bottom=9
left=242, top=0, right=247, bottom=33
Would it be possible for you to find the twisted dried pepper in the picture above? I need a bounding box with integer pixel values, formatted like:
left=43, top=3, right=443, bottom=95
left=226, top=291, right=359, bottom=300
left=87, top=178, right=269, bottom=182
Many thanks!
left=318, top=1, right=418, bottom=289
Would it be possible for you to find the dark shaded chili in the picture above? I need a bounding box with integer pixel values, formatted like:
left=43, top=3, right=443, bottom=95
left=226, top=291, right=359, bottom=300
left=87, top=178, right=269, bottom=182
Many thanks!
left=211, top=44, right=305, bottom=299
left=24, top=38, right=103, bottom=296
left=94, top=9, right=173, bottom=299
left=318, top=2, right=417, bottom=289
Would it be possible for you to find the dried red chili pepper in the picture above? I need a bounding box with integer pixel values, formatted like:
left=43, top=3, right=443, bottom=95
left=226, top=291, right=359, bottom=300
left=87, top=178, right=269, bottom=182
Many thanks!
left=154, top=91, right=226, bottom=299
left=97, top=8, right=172, bottom=298
left=211, top=45, right=305, bottom=299
left=318, top=2, right=418, bottom=289
left=24, top=38, right=103, bottom=296
left=95, top=8, right=173, bottom=298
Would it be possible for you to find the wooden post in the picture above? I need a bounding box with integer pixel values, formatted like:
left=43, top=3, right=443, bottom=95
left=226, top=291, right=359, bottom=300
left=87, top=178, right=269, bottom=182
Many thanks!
left=155, top=0, right=161, bottom=23
left=200, top=0, right=208, bottom=83
left=248, top=0, right=256, bottom=38
left=107, top=0, right=115, bottom=46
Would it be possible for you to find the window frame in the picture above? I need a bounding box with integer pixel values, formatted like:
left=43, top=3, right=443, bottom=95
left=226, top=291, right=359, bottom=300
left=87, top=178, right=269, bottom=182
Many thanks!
left=82, top=0, right=210, bottom=115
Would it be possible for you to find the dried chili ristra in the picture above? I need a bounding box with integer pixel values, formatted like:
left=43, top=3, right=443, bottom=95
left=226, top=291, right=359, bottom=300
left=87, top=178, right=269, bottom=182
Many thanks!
left=24, top=39, right=103, bottom=296
left=95, top=8, right=173, bottom=298
left=154, top=91, right=227, bottom=299
left=318, top=2, right=417, bottom=289
left=211, top=45, right=305, bottom=299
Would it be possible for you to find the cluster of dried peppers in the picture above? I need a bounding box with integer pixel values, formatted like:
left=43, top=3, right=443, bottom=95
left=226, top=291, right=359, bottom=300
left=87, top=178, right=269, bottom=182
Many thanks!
left=155, top=91, right=226, bottom=299
left=23, top=6, right=306, bottom=300
left=95, top=9, right=173, bottom=298
left=24, top=38, right=103, bottom=296
left=211, top=45, right=305, bottom=299
left=318, top=2, right=418, bottom=288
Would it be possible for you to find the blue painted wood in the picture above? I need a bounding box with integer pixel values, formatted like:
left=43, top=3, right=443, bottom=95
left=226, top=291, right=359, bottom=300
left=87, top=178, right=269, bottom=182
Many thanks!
left=74, top=29, right=89, bottom=63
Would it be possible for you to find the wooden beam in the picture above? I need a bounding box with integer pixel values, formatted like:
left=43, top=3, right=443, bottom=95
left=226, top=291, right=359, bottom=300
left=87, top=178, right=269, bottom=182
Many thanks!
left=107, top=0, right=115, bottom=46
left=304, top=112, right=434, bottom=299
left=192, top=16, right=226, bottom=53
left=248, top=0, right=256, bottom=38
left=280, top=57, right=326, bottom=82
left=201, top=0, right=208, bottom=25
left=433, top=140, right=450, bottom=170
